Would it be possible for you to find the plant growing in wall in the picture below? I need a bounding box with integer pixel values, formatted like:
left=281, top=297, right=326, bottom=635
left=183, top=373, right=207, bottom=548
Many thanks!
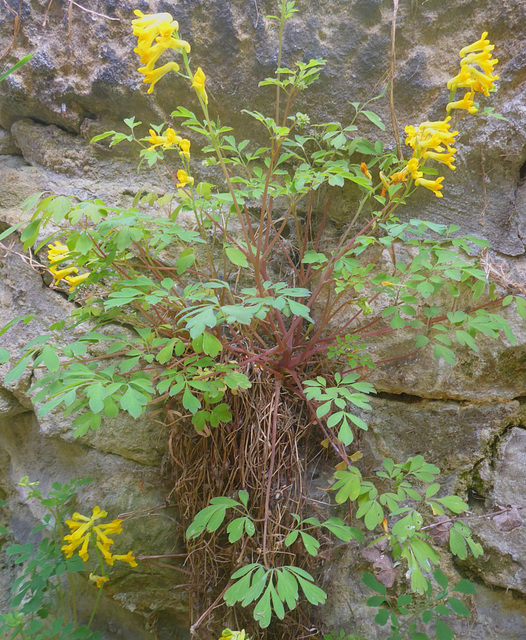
left=1, top=2, right=523, bottom=638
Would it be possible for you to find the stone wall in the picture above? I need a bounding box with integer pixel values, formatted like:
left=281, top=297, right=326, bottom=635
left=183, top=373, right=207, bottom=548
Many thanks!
left=1, top=1, right=525, bottom=638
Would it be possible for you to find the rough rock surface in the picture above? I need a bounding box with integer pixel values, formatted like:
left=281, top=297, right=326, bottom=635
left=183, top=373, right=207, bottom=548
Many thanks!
left=0, top=0, right=525, bottom=639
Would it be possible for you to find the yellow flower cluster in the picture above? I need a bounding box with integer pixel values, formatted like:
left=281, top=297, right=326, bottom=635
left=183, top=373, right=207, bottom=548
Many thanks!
left=132, top=10, right=209, bottom=104
left=398, top=32, right=498, bottom=198
left=404, top=117, right=458, bottom=197
left=47, top=241, right=90, bottom=291
left=62, top=506, right=138, bottom=580
left=447, top=32, right=499, bottom=104
left=220, top=630, right=248, bottom=640
left=132, top=10, right=190, bottom=94
left=147, top=127, right=191, bottom=158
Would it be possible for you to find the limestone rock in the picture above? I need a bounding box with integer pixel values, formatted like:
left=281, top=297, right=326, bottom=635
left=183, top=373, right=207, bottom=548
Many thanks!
left=470, top=428, right=526, bottom=595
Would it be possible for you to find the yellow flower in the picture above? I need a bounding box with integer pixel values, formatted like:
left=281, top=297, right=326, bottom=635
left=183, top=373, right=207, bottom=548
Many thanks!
left=461, top=49, right=498, bottom=75
left=179, top=138, right=191, bottom=158
left=176, top=169, right=195, bottom=188
left=49, top=265, right=78, bottom=283
left=112, top=551, right=138, bottom=567
left=379, top=171, right=390, bottom=190
left=65, top=272, right=90, bottom=291
left=79, top=532, right=91, bottom=562
left=135, top=37, right=190, bottom=69
left=405, top=118, right=457, bottom=158
left=447, top=66, right=474, bottom=92
left=407, top=158, right=423, bottom=180
left=415, top=176, right=445, bottom=198
left=458, top=31, right=491, bottom=58
left=390, top=167, right=408, bottom=184
left=132, top=10, right=190, bottom=94
left=47, top=241, right=70, bottom=263
left=148, top=127, right=182, bottom=149
left=446, top=91, right=477, bottom=115
left=192, top=67, right=208, bottom=104
left=421, top=149, right=456, bottom=170
left=220, top=630, right=247, bottom=640
left=448, top=33, right=498, bottom=97
left=359, top=162, right=372, bottom=180
left=89, top=573, right=109, bottom=589
left=96, top=539, right=115, bottom=566
left=132, top=10, right=179, bottom=51
left=139, top=61, right=180, bottom=94
left=62, top=506, right=136, bottom=571
left=96, top=519, right=123, bottom=535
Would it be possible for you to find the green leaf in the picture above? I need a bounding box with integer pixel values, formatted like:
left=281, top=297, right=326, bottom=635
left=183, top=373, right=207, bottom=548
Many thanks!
left=285, top=530, right=299, bottom=546
left=302, top=251, right=328, bottom=265
left=20, top=219, right=41, bottom=249
left=363, top=500, right=384, bottom=530
left=0, top=52, right=34, bottom=82
left=35, top=345, right=60, bottom=372
left=453, top=579, right=477, bottom=594
left=294, top=573, right=327, bottom=605
left=211, top=403, right=232, bottom=425
left=324, top=517, right=363, bottom=542
left=299, top=531, right=320, bottom=556
left=417, top=281, right=434, bottom=298
left=433, top=344, right=456, bottom=365
left=515, top=296, right=526, bottom=319
left=433, top=568, right=449, bottom=590
left=449, top=528, right=467, bottom=559
left=276, top=568, right=299, bottom=610
left=4, top=354, right=32, bottom=385
left=435, top=495, right=467, bottom=514
left=182, top=387, right=201, bottom=414
left=90, top=130, right=117, bottom=143
left=288, top=298, right=313, bottom=322
left=119, top=387, right=145, bottom=419
left=177, top=248, right=195, bottom=274
left=202, top=332, right=223, bottom=357
left=225, top=247, right=249, bottom=268
left=448, top=597, right=471, bottom=617
left=86, top=383, right=105, bottom=414
left=254, top=584, right=273, bottom=628
left=332, top=467, right=362, bottom=503
left=227, top=517, right=247, bottom=543
left=362, top=571, right=386, bottom=595
left=0, top=347, right=10, bottom=363
left=421, top=610, right=433, bottom=623
left=224, top=570, right=255, bottom=606
left=435, top=619, right=454, bottom=640
left=156, top=338, right=178, bottom=364
left=224, top=371, right=251, bottom=390
left=374, top=608, right=389, bottom=625
left=349, top=413, right=368, bottom=431
left=242, top=567, right=269, bottom=606
left=361, top=110, right=386, bottom=130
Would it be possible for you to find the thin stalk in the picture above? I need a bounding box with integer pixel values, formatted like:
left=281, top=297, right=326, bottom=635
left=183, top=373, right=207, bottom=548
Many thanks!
left=179, top=53, right=256, bottom=273
left=262, top=379, right=281, bottom=566
left=87, top=547, right=108, bottom=629
left=275, top=0, right=288, bottom=125
left=389, top=0, right=403, bottom=159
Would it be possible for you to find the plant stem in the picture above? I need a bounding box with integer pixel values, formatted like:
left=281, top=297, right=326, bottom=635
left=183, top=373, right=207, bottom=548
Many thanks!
left=262, top=379, right=281, bottom=566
